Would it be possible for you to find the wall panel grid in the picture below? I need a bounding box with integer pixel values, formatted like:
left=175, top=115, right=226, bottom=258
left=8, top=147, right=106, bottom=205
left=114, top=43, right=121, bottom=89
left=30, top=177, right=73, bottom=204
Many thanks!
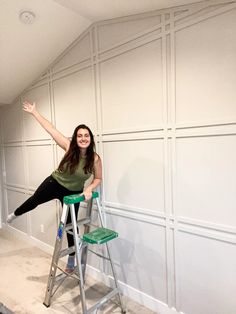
left=1, top=1, right=236, bottom=313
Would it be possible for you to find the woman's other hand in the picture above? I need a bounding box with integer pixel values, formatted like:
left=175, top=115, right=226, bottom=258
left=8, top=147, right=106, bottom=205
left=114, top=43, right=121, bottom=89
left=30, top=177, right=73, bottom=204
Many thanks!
left=82, top=188, right=93, bottom=201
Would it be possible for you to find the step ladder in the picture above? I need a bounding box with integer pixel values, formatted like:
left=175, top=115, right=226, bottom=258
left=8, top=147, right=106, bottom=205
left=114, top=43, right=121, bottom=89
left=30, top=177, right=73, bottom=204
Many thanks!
left=43, top=191, right=126, bottom=314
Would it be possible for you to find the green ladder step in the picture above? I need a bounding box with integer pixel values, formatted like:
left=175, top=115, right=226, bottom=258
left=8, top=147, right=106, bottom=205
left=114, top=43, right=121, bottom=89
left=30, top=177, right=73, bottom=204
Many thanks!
left=63, top=191, right=99, bottom=204
left=83, top=227, right=118, bottom=244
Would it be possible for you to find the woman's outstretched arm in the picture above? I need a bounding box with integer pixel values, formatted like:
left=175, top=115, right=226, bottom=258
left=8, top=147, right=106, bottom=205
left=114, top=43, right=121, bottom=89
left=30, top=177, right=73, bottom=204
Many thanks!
left=23, top=101, right=70, bottom=151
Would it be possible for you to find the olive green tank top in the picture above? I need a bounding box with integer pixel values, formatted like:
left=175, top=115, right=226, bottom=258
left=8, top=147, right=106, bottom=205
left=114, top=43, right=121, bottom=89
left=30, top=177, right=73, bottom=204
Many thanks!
left=52, top=157, right=92, bottom=191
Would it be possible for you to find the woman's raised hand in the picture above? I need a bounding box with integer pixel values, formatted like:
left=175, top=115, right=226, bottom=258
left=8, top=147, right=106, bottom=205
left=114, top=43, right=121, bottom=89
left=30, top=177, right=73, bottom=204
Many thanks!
left=22, top=101, right=36, bottom=114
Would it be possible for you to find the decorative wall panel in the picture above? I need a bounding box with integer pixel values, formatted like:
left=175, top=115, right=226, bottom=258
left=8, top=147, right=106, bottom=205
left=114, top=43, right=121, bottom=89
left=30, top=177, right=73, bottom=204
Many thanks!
left=106, top=212, right=167, bottom=303
left=7, top=190, right=27, bottom=232
left=26, top=145, right=54, bottom=189
left=98, top=14, right=162, bottom=51
left=175, top=9, right=236, bottom=124
left=53, top=32, right=91, bottom=72
left=53, top=68, right=96, bottom=136
left=2, top=102, right=22, bottom=142
left=100, top=40, right=164, bottom=132
left=176, top=135, right=236, bottom=226
left=4, top=146, right=25, bottom=187
left=30, top=200, right=58, bottom=246
left=23, top=84, right=51, bottom=141
left=103, top=139, right=165, bottom=213
left=177, top=231, right=236, bottom=314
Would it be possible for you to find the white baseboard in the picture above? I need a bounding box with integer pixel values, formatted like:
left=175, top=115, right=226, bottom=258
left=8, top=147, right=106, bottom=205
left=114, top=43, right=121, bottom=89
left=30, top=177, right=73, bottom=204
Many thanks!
left=3, top=224, right=54, bottom=255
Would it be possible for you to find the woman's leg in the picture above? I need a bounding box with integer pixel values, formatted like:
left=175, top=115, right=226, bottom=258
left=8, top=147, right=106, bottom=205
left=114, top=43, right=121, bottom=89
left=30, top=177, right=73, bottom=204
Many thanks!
left=7, top=176, right=61, bottom=223
left=7, top=174, right=81, bottom=269
left=14, top=176, right=63, bottom=216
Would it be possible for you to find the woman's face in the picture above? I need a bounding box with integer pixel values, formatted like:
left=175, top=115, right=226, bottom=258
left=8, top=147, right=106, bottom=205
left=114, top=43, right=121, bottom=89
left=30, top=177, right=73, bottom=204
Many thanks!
left=76, top=128, right=91, bottom=150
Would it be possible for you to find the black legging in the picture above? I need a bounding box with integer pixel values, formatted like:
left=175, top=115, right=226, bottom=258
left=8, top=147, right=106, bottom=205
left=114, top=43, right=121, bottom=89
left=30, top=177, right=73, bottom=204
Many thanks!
left=15, top=175, right=82, bottom=255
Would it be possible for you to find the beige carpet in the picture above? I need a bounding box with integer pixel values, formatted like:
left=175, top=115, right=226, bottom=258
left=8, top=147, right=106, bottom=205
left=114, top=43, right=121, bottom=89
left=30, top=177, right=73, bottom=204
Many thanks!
left=0, top=228, right=156, bottom=314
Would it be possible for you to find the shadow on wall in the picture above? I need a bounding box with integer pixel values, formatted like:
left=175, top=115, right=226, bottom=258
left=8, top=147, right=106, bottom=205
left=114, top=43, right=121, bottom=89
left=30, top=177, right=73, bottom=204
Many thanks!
left=111, top=225, right=166, bottom=301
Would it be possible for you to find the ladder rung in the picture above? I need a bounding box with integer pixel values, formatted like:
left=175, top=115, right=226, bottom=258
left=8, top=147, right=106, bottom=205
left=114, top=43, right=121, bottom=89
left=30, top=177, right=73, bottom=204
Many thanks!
left=59, top=246, right=75, bottom=257
left=54, top=270, right=80, bottom=282
left=88, top=248, right=111, bottom=261
left=54, top=272, right=67, bottom=283
left=65, top=217, right=91, bottom=232
left=59, top=242, right=88, bottom=258
left=87, top=288, right=119, bottom=314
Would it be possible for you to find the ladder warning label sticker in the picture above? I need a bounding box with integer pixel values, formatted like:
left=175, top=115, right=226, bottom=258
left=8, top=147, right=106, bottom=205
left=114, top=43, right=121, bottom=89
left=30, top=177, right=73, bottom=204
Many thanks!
left=57, top=222, right=64, bottom=240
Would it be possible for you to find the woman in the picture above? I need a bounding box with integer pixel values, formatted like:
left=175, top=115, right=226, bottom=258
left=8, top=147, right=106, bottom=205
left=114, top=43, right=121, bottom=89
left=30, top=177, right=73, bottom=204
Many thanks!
left=7, top=101, right=102, bottom=272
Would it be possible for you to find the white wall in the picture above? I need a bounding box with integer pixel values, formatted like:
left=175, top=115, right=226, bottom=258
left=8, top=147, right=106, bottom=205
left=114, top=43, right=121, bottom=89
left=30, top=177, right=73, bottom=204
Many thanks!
left=1, top=1, right=236, bottom=313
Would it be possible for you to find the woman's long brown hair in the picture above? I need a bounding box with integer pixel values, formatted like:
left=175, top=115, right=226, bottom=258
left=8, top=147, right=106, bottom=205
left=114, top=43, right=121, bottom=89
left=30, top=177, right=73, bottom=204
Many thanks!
left=58, top=124, right=95, bottom=174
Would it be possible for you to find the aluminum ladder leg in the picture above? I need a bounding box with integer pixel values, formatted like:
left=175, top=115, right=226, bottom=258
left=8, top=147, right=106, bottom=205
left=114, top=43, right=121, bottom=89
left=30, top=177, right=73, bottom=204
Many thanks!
left=43, top=193, right=94, bottom=308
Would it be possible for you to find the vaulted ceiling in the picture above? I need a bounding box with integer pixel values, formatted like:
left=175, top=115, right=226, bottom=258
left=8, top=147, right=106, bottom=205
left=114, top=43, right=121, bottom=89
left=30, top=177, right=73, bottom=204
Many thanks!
left=0, top=0, right=202, bottom=105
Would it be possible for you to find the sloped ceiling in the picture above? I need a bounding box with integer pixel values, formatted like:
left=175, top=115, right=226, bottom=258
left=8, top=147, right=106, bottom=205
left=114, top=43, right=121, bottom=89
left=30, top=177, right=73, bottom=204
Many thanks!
left=0, top=0, right=202, bottom=105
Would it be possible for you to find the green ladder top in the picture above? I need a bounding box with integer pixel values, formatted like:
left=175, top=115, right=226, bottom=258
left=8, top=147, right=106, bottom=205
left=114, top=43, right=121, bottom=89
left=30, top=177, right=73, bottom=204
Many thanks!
left=63, top=191, right=99, bottom=204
